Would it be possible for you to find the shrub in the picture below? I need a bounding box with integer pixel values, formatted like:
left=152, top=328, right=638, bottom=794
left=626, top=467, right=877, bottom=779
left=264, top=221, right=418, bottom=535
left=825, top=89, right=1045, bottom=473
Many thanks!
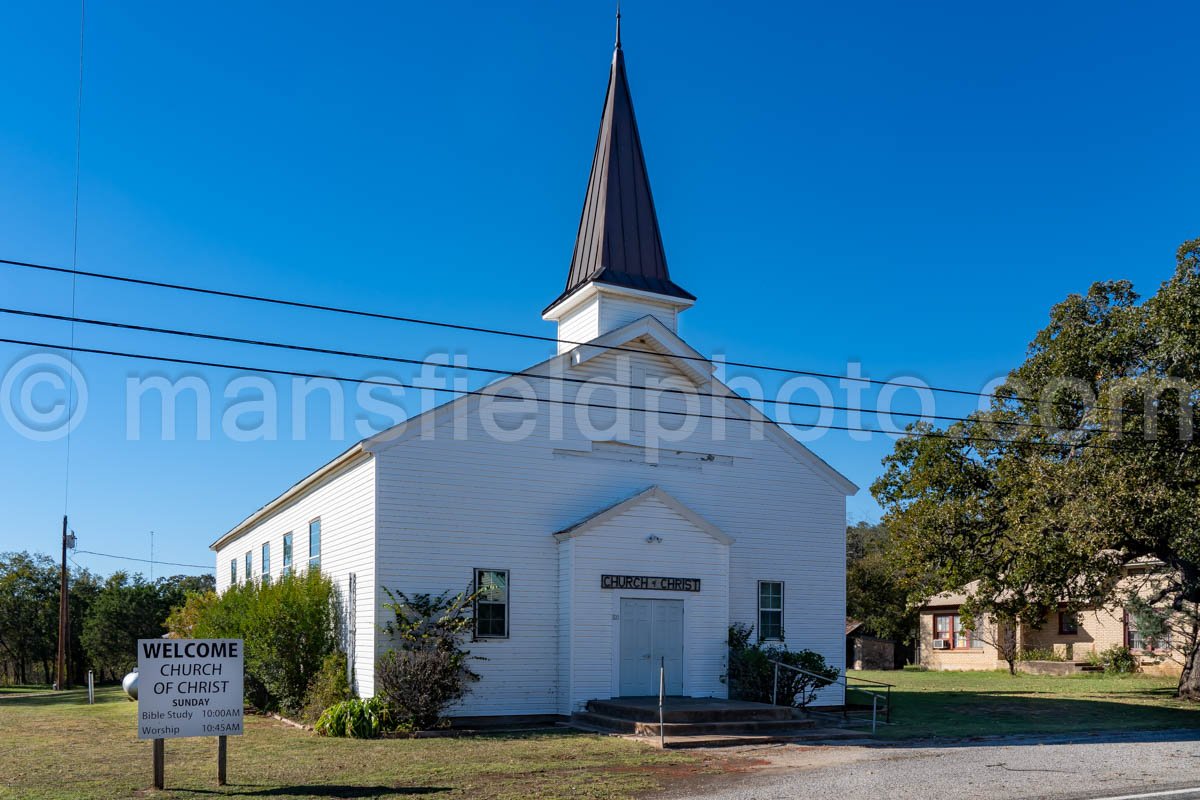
left=300, top=652, right=353, bottom=724
left=315, top=698, right=399, bottom=739
left=1018, top=647, right=1067, bottom=662
left=1098, top=645, right=1139, bottom=675
left=167, top=570, right=342, bottom=713
left=724, top=623, right=838, bottom=708
left=376, top=588, right=481, bottom=730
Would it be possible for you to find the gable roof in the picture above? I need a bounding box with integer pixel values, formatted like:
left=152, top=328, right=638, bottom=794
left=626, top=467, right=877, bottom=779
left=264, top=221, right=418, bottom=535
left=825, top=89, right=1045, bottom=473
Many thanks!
left=545, top=32, right=693, bottom=314
left=552, top=485, right=733, bottom=545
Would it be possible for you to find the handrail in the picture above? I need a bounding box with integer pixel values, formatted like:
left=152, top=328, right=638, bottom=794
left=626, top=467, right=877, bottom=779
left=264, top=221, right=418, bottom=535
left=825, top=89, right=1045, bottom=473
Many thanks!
left=767, top=659, right=893, bottom=731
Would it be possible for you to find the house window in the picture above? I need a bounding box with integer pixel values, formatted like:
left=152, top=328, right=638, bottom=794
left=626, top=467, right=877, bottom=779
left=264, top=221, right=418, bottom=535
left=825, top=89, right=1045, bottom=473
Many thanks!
left=309, top=519, right=321, bottom=569
left=758, top=581, right=784, bottom=641
left=474, top=569, right=509, bottom=639
left=933, top=613, right=975, bottom=649
left=1126, top=613, right=1152, bottom=651
left=244, top=551, right=252, bottom=582
left=1058, top=611, right=1079, bottom=635
left=230, top=559, right=237, bottom=586
left=261, top=542, right=271, bottom=585
left=282, top=533, right=293, bottom=575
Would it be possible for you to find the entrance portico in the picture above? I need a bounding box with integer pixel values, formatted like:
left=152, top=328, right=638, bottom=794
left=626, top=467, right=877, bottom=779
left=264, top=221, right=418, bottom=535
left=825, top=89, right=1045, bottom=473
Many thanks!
left=554, top=486, right=732, bottom=713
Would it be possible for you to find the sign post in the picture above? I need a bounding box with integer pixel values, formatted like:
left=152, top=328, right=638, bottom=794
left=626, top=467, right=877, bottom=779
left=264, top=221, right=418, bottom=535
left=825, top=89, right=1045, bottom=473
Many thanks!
left=137, top=638, right=244, bottom=790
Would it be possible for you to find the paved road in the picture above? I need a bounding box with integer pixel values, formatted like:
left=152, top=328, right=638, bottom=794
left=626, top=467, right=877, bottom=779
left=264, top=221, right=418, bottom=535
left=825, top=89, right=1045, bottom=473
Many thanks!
left=668, top=730, right=1200, bottom=800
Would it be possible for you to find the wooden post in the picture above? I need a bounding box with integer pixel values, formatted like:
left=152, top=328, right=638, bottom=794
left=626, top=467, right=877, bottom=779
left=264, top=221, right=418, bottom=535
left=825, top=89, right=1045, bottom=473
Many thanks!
left=153, top=738, right=165, bottom=790
left=217, top=735, right=227, bottom=786
left=55, top=515, right=69, bottom=690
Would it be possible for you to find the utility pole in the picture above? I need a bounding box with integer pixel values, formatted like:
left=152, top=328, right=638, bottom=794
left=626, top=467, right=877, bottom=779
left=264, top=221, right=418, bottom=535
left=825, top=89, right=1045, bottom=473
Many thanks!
left=56, top=515, right=70, bottom=690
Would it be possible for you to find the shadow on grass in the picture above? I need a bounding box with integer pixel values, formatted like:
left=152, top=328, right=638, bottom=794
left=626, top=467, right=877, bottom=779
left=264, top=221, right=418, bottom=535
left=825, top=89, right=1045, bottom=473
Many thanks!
left=0, top=688, right=128, bottom=706
left=179, top=787, right=448, bottom=798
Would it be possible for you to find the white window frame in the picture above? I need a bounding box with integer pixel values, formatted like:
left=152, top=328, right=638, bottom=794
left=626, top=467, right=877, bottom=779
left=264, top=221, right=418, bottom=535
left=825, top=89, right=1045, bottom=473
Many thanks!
left=230, top=558, right=237, bottom=586
left=282, top=532, right=293, bottom=575
left=473, top=568, right=510, bottom=640
left=261, top=541, right=271, bottom=585
left=308, top=518, right=321, bottom=569
left=758, top=581, right=785, bottom=641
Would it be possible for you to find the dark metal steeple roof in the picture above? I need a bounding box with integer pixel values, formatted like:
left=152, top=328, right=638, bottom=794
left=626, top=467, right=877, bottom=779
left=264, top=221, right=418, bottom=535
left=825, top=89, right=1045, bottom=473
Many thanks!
left=546, top=19, right=694, bottom=312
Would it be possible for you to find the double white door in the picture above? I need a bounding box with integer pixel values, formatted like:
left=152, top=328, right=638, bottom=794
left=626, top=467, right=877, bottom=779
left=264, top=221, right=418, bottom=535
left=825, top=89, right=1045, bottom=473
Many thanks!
left=618, top=598, right=684, bottom=696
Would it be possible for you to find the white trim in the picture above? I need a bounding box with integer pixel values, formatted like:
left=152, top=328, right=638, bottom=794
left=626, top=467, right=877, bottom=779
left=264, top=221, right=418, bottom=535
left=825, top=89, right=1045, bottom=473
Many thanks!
left=542, top=281, right=694, bottom=323
left=552, top=485, right=734, bottom=546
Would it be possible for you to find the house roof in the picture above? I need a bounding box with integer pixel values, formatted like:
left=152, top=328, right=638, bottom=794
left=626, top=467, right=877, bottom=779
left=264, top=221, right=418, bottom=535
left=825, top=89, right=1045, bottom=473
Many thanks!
left=545, top=26, right=693, bottom=314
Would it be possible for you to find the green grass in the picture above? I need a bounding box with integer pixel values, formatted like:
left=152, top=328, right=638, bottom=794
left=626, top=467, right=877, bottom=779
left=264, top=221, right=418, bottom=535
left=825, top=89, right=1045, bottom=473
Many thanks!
left=0, top=687, right=701, bottom=800
left=849, top=668, right=1200, bottom=740
left=0, top=684, right=53, bottom=695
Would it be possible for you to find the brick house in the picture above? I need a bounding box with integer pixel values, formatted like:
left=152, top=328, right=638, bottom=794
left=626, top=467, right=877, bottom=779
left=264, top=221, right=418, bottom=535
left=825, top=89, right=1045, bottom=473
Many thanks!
left=918, top=563, right=1187, bottom=676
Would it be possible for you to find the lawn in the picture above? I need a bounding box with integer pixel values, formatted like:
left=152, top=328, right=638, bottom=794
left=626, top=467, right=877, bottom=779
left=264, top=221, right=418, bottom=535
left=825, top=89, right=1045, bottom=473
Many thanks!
left=0, top=687, right=705, bottom=800
left=849, top=668, right=1200, bottom=740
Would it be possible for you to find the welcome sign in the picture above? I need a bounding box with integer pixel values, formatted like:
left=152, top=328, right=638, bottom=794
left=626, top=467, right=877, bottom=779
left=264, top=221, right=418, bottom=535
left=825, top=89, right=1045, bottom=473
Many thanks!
left=137, top=639, right=244, bottom=740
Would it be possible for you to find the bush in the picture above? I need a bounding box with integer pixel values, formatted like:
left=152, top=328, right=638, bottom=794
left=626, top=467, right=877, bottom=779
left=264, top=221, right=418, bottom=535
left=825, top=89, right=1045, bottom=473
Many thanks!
left=315, top=698, right=400, bottom=739
left=1018, top=647, right=1068, bottom=662
left=1098, top=645, right=1139, bottom=675
left=376, top=588, right=481, bottom=730
left=724, top=623, right=838, bottom=708
left=167, top=570, right=342, bottom=713
left=300, top=652, right=353, bottom=724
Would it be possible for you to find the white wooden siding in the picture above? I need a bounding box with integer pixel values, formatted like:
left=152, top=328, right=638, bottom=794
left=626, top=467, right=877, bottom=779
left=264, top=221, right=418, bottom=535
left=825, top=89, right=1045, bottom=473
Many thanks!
left=213, top=455, right=378, bottom=697
left=374, top=339, right=847, bottom=714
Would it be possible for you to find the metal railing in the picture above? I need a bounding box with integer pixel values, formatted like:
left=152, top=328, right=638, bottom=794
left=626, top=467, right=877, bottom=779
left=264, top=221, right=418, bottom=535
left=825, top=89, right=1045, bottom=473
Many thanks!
left=768, top=659, right=893, bottom=733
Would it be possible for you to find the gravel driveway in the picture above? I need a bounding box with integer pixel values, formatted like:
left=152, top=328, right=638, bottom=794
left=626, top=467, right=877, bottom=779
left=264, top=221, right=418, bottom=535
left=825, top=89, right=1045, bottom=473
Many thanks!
left=666, top=730, right=1200, bottom=800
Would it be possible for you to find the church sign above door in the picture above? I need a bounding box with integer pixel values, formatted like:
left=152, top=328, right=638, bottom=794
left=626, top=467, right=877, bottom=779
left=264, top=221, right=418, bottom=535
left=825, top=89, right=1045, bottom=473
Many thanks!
left=601, top=574, right=701, bottom=592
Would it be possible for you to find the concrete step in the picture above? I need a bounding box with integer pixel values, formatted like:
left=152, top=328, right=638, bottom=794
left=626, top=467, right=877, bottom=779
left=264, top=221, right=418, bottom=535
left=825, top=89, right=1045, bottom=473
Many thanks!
left=586, top=698, right=796, bottom=723
left=572, top=711, right=816, bottom=737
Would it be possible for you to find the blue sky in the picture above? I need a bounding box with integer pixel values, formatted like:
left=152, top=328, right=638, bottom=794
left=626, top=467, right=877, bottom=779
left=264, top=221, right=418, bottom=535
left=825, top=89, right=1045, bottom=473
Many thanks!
left=1, top=1, right=1197, bottom=576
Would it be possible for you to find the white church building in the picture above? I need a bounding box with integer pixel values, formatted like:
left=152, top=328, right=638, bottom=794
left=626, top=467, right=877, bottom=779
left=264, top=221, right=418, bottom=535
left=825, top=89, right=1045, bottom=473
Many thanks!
left=211, top=29, right=856, bottom=719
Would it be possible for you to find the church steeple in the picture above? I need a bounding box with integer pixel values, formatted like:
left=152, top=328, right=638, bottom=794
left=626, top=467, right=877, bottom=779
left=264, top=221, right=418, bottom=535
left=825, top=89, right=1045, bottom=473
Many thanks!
left=543, top=15, right=694, bottom=349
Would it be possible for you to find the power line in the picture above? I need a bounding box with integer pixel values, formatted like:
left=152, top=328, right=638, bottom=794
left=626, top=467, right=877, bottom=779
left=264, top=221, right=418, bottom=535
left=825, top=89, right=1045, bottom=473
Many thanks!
left=74, top=549, right=212, bottom=571
left=0, top=256, right=1114, bottom=413
left=0, top=334, right=1124, bottom=450
left=0, top=306, right=1119, bottom=434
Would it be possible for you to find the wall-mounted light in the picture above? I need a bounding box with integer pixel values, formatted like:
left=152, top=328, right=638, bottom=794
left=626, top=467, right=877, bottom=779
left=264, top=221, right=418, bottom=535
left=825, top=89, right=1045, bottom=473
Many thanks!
left=646, top=535, right=663, bottom=544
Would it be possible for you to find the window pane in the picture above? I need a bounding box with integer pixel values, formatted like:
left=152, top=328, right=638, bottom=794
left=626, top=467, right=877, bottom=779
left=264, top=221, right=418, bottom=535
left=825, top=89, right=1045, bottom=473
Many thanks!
left=262, top=543, right=270, bottom=575
left=759, top=582, right=782, bottom=610
left=760, top=610, right=783, bottom=640
left=245, top=552, right=251, bottom=578
left=282, top=533, right=293, bottom=572
left=309, top=520, right=321, bottom=567
left=230, top=559, right=237, bottom=585
left=475, top=570, right=508, bottom=637
left=478, top=570, right=507, bottom=602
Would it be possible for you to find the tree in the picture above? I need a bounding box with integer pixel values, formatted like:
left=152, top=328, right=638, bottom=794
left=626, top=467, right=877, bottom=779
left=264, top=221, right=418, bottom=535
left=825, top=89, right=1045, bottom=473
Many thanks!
left=0, top=552, right=58, bottom=684
left=846, top=522, right=919, bottom=646
left=873, top=237, right=1200, bottom=695
left=81, top=572, right=175, bottom=681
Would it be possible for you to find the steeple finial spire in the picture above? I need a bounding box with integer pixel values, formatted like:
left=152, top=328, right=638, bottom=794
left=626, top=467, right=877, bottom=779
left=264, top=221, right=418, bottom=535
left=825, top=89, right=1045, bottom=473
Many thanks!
left=615, top=2, right=621, bottom=50
left=544, top=10, right=694, bottom=315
